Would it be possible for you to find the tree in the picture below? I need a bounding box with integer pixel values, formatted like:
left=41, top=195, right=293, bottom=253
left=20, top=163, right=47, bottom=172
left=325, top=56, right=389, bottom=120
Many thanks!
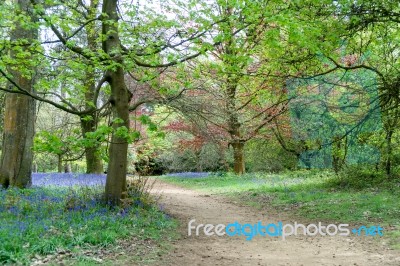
left=79, top=0, right=104, bottom=174
left=163, top=117, right=230, bottom=172
left=320, top=0, right=400, bottom=175
left=0, top=0, right=37, bottom=188
left=100, top=0, right=131, bottom=204
left=166, top=1, right=292, bottom=174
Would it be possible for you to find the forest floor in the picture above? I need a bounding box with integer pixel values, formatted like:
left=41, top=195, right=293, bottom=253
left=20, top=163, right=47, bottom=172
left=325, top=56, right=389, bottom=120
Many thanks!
left=150, top=179, right=400, bottom=266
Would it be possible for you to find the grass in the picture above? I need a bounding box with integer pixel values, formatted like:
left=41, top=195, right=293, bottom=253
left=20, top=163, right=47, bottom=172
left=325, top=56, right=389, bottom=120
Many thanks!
left=160, top=169, right=400, bottom=249
left=0, top=184, right=177, bottom=265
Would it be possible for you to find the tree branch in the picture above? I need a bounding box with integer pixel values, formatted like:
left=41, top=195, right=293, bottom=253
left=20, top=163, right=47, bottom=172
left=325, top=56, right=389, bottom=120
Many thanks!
left=0, top=68, right=95, bottom=115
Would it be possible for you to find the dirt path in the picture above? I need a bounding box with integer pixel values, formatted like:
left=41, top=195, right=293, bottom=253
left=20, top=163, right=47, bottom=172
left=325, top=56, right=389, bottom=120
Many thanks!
left=151, top=179, right=399, bottom=266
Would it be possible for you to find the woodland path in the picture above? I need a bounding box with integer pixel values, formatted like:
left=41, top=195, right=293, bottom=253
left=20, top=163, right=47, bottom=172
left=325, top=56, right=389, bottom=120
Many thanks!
left=150, top=179, right=400, bottom=266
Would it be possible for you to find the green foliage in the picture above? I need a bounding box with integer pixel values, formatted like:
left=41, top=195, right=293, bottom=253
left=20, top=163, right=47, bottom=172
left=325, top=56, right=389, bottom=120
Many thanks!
left=158, top=143, right=226, bottom=172
left=245, top=139, right=297, bottom=172
left=83, top=125, right=113, bottom=147
left=335, top=165, right=388, bottom=190
left=34, top=131, right=77, bottom=156
left=137, top=115, right=159, bottom=132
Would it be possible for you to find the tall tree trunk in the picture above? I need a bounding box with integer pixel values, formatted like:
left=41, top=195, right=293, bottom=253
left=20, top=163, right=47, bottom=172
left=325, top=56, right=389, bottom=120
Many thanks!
left=232, top=141, right=245, bottom=175
left=226, top=80, right=245, bottom=175
left=80, top=0, right=103, bottom=174
left=81, top=118, right=103, bottom=173
left=57, top=155, right=63, bottom=173
left=332, top=136, right=338, bottom=172
left=33, top=163, right=38, bottom=173
left=103, top=0, right=130, bottom=205
left=64, top=163, right=71, bottom=173
left=332, top=135, right=346, bottom=173
left=385, top=129, right=393, bottom=176
left=218, top=144, right=229, bottom=171
left=0, top=0, right=36, bottom=188
left=223, top=5, right=245, bottom=175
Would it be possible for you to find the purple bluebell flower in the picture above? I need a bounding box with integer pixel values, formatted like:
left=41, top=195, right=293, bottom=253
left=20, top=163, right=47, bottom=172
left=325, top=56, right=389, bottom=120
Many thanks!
left=165, top=172, right=210, bottom=178
left=32, top=173, right=106, bottom=187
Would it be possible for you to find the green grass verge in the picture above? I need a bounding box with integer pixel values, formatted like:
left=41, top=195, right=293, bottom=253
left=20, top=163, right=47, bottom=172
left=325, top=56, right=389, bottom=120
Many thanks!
left=160, top=169, right=400, bottom=248
left=0, top=186, right=177, bottom=265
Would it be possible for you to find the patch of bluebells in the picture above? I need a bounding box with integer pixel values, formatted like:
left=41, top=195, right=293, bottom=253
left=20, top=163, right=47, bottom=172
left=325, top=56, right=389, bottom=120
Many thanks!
left=0, top=173, right=175, bottom=264
left=165, top=172, right=210, bottom=178
left=32, top=172, right=106, bottom=187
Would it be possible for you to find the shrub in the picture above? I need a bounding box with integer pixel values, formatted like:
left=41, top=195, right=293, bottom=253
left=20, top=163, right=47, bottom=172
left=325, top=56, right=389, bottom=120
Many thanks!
left=245, top=139, right=297, bottom=172
left=335, top=165, right=388, bottom=189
